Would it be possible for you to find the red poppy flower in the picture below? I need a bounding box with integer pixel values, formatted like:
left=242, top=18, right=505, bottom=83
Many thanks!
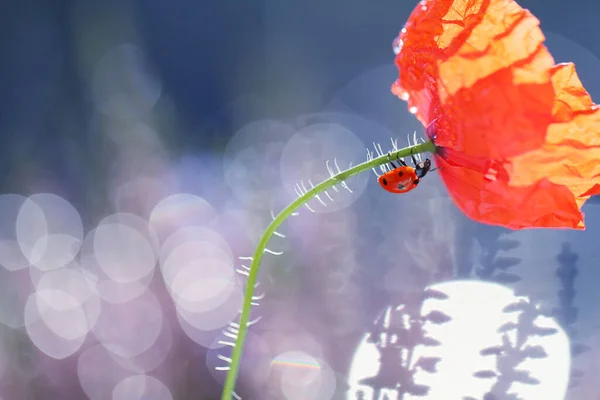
left=392, top=0, right=600, bottom=229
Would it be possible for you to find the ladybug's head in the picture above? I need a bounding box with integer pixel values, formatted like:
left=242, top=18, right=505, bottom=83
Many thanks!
left=415, top=158, right=431, bottom=178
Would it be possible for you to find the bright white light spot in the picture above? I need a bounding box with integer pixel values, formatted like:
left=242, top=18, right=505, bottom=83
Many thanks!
left=92, top=43, right=162, bottom=120
left=16, top=194, right=83, bottom=271
left=24, top=292, right=85, bottom=359
left=93, top=223, right=157, bottom=283
left=149, top=194, right=217, bottom=242
left=77, top=343, right=136, bottom=400
left=112, top=375, right=173, bottom=400
left=392, top=37, right=403, bottom=55
left=274, top=351, right=336, bottom=400
left=91, top=289, right=163, bottom=358
left=224, top=119, right=296, bottom=209
left=0, top=194, right=30, bottom=271
left=347, top=280, right=570, bottom=400
left=281, top=114, right=369, bottom=213
left=409, top=106, right=418, bottom=114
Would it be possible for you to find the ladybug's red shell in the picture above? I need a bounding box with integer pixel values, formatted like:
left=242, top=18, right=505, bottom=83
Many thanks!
left=377, top=165, right=420, bottom=194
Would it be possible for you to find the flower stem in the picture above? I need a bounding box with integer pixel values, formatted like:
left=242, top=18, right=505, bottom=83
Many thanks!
left=220, top=139, right=436, bottom=400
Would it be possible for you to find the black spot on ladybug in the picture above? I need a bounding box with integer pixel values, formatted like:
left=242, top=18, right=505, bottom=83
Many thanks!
left=398, top=171, right=404, bottom=177
left=414, top=179, right=419, bottom=185
left=382, top=178, right=388, bottom=186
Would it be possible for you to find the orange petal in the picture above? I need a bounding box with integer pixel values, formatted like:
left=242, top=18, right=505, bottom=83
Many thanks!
left=393, top=0, right=556, bottom=159
left=549, top=63, right=596, bottom=121
left=510, top=62, right=600, bottom=204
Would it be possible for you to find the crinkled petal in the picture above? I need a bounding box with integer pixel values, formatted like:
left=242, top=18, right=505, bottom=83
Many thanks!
left=510, top=63, right=600, bottom=203
left=437, top=149, right=584, bottom=229
left=393, top=0, right=556, bottom=159
left=393, top=0, right=600, bottom=230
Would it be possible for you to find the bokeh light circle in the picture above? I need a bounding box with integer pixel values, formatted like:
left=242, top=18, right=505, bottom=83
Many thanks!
left=149, top=194, right=217, bottom=242
left=281, top=113, right=370, bottom=213
left=33, top=289, right=89, bottom=340
left=224, top=119, right=296, bottom=209
left=91, top=289, right=163, bottom=358
left=99, top=213, right=160, bottom=255
left=169, top=258, right=235, bottom=314
left=24, top=292, right=86, bottom=359
left=161, top=240, right=233, bottom=290
left=93, top=222, right=157, bottom=283
left=112, top=375, right=173, bottom=400
left=79, top=228, right=154, bottom=304
left=176, top=280, right=243, bottom=332
left=78, top=343, right=137, bottom=400
left=274, top=351, right=336, bottom=400
left=159, top=226, right=232, bottom=267
left=35, top=267, right=101, bottom=335
left=110, top=320, right=173, bottom=373
left=16, top=194, right=83, bottom=271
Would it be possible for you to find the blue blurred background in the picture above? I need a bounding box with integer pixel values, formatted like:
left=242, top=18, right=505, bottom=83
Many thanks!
left=0, top=0, right=599, bottom=399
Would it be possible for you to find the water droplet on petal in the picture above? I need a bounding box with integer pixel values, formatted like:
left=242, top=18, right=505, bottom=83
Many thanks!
left=392, top=37, right=403, bottom=55
left=401, top=92, right=410, bottom=101
left=409, top=106, right=418, bottom=114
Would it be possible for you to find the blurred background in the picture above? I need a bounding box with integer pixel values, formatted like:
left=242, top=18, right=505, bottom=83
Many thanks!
left=0, top=0, right=599, bottom=399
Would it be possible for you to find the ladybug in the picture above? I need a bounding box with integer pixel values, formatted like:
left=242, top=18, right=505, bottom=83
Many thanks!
left=377, top=152, right=432, bottom=194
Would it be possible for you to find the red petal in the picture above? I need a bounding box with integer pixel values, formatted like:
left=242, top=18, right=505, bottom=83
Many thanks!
left=393, top=0, right=556, bottom=159
left=437, top=149, right=584, bottom=229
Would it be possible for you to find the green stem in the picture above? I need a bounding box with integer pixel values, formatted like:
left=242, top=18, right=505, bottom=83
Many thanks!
left=221, top=139, right=436, bottom=400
